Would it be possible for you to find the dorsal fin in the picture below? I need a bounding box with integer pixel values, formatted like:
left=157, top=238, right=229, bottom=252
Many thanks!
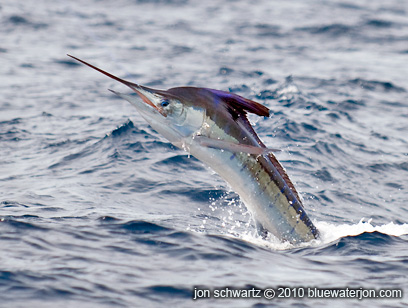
left=206, top=88, right=270, bottom=117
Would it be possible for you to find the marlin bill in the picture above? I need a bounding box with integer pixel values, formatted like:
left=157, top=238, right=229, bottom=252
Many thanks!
left=68, top=54, right=319, bottom=243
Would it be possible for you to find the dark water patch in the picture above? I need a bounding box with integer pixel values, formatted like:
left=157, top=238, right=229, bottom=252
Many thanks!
left=208, top=234, right=257, bottom=254
left=110, top=120, right=135, bottom=137
left=25, top=237, right=51, bottom=251
left=243, top=70, right=264, bottom=78
left=50, top=216, right=91, bottom=223
left=303, top=102, right=328, bottom=112
left=337, top=2, right=363, bottom=10
left=349, top=78, right=405, bottom=93
left=0, top=130, right=26, bottom=142
left=312, top=168, right=335, bottom=182
left=268, top=121, right=317, bottom=143
left=55, top=59, right=81, bottom=67
left=344, top=231, right=394, bottom=248
left=256, top=90, right=276, bottom=100
left=0, top=118, right=22, bottom=125
left=238, top=22, right=282, bottom=37
left=370, top=131, right=389, bottom=140
left=78, top=163, right=112, bottom=175
left=41, top=112, right=53, bottom=117
left=310, top=140, right=345, bottom=157
left=44, top=139, right=73, bottom=148
left=117, top=141, right=145, bottom=153
left=103, top=245, right=137, bottom=256
left=34, top=287, right=75, bottom=298
left=167, top=230, right=194, bottom=240
left=253, top=23, right=282, bottom=37
left=172, top=45, right=193, bottom=54
left=117, top=220, right=172, bottom=235
left=155, top=154, right=205, bottom=171
left=8, top=15, right=29, bottom=25
left=134, top=238, right=178, bottom=249
left=379, top=100, right=407, bottom=108
left=315, top=190, right=334, bottom=204
left=265, top=119, right=324, bottom=139
left=0, top=216, right=45, bottom=229
left=143, top=139, right=177, bottom=152
left=365, top=19, right=394, bottom=28
left=277, top=120, right=301, bottom=134
left=296, top=24, right=354, bottom=37
left=194, top=251, right=232, bottom=261
left=1, top=200, right=29, bottom=208
left=310, top=232, right=402, bottom=256
left=48, top=133, right=117, bottom=170
left=130, top=45, right=147, bottom=51
left=125, top=178, right=160, bottom=193
left=0, top=270, right=58, bottom=294
left=350, top=257, right=407, bottom=277
left=227, top=84, right=251, bottom=94
left=6, top=15, right=48, bottom=29
left=336, top=99, right=365, bottom=111
left=0, top=271, right=18, bottom=284
left=332, top=191, right=380, bottom=209
left=144, top=79, right=166, bottom=87
left=141, top=285, right=191, bottom=300
left=98, top=216, right=121, bottom=223
left=329, top=110, right=353, bottom=122
left=0, top=118, right=31, bottom=141
left=263, top=78, right=278, bottom=85
left=365, top=161, right=408, bottom=174
left=92, top=19, right=117, bottom=28
left=301, top=122, right=319, bottom=133
left=385, top=182, right=403, bottom=190
left=246, top=45, right=268, bottom=52
left=21, top=63, right=34, bottom=68
left=268, top=78, right=329, bottom=110
left=39, top=206, right=62, bottom=212
left=135, top=0, right=188, bottom=4
left=326, top=112, right=340, bottom=121
left=48, top=151, right=87, bottom=169
left=161, top=187, right=226, bottom=203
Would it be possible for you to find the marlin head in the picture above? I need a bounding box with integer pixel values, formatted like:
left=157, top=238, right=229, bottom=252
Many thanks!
left=67, top=55, right=271, bottom=153
left=67, top=55, right=207, bottom=145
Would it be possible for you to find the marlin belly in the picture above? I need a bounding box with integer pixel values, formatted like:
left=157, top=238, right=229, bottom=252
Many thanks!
left=189, top=143, right=318, bottom=243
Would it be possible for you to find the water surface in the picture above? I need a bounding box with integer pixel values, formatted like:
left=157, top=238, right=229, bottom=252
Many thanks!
left=1, top=0, right=408, bottom=307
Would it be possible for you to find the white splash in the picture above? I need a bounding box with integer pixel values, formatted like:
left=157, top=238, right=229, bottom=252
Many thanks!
left=315, top=218, right=408, bottom=244
left=236, top=218, right=408, bottom=251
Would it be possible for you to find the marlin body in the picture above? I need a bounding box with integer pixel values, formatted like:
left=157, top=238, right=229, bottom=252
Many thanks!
left=68, top=55, right=319, bottom=243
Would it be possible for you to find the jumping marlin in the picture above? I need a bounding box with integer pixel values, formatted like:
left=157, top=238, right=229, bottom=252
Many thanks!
left=68, top=55, right=319, bottom=243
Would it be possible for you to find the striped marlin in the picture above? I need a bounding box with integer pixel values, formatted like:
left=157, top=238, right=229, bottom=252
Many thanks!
left=68, top=55, right=319, bottom=243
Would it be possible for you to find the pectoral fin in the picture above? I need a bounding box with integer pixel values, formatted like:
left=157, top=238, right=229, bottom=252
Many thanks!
left=194, top=136, right=280, bottom=155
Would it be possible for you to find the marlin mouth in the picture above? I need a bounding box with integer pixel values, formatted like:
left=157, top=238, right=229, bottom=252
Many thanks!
left=67, top=54, right=166, bottom=116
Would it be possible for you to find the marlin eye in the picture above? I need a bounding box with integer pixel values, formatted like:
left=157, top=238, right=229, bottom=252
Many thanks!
left=161, top=100, right=170, bottom=107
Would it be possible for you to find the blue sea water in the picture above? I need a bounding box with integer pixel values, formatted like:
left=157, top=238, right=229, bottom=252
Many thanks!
left=1, top=0, right=408, bottom=307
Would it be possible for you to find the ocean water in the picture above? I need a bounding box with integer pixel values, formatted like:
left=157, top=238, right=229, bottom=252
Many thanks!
left=1, top=0, right=408, bottom=307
